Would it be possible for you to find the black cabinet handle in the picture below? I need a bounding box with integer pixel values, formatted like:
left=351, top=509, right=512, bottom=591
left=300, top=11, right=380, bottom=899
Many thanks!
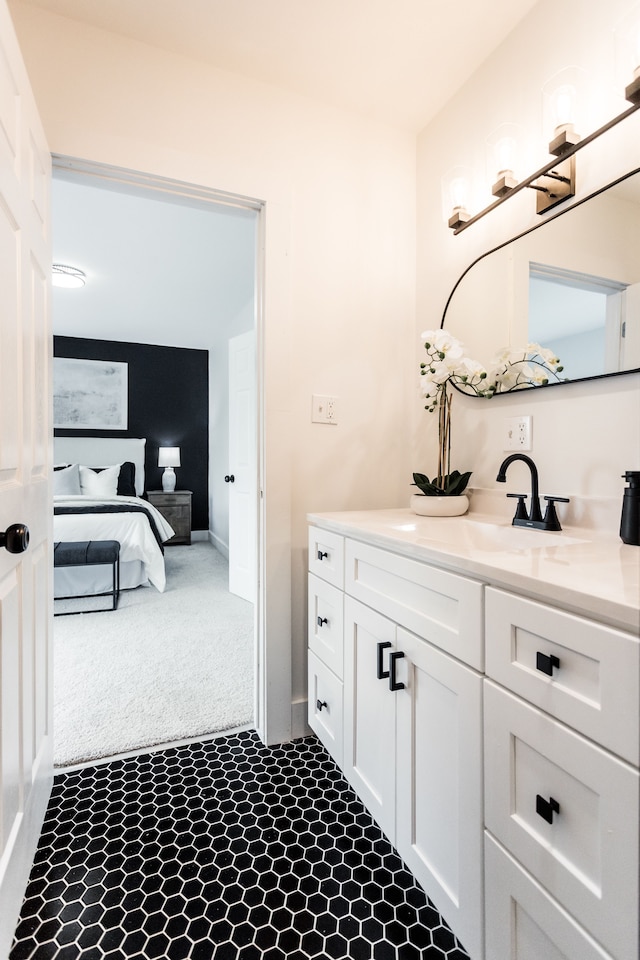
left=317, top=616, right=328, bottom=628
left=377, top=641, right=391, bottom=679
left=317, top=550, right=328, bottom=561
left=316, top=699, right=327, bottom=712
left=389, top=651, right=405, bottom=691
left=536, top=794, right=560, bottom=823
left=224, top=475, right=235, bottom=483
left=1, top=524, right=29, bottom=554
left=536, top=652, right=560, bottom=676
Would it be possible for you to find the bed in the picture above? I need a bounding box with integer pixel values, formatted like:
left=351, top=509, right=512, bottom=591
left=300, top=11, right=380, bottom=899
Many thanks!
left=53, top=437, right=176, bottom=598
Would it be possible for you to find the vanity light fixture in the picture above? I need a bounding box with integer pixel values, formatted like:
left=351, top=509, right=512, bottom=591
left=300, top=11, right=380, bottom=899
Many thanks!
left=52, top=263, right=86, bottom=288
left=448, top=70, right=640, bottom=234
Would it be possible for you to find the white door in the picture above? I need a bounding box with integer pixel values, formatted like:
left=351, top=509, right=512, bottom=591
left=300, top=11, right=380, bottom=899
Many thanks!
left=0, top=2, right=53, bottom=955
left=621, top=281, right=640, bottom=371
left=228, top=331, right=255, bottom=602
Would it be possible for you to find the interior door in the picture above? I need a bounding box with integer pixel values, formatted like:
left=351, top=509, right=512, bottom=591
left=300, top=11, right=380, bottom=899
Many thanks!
left=621, top=281, right=640, bottom=371
left=0, top=3, right=53, bottom=954
left=228, top=331, right=256, bottom=602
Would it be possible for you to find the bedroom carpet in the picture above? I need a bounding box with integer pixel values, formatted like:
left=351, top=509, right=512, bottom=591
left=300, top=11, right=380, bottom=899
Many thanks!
left=53, top=543, right=254, bottom=767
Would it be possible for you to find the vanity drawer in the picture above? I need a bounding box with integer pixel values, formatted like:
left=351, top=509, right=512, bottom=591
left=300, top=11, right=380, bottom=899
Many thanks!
left=344, top=538, right=484, bottom=669
left=484, top=681, right=639, bottom=960
left=308, top=650, right=343, bottom=766
left=485, top=587, right=639, bottom=764
left=308, top=573, right=344, bottom=678
left=308, top=526, right=344, bottom=588
left=485, top=834, right=614, bottom=960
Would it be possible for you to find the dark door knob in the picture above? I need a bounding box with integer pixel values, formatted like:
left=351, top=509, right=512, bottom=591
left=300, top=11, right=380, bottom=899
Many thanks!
left=224, top=475, right=235, bottom=483
left=1, top=524, right=30, bottom=554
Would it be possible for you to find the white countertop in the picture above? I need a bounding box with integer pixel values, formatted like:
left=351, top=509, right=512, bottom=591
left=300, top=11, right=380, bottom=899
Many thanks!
left=307, top=508, right=640, bottom=634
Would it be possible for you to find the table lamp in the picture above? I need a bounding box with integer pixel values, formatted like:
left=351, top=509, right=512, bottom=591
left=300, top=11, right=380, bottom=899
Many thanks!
left=158, top=446, right=180, bottom=492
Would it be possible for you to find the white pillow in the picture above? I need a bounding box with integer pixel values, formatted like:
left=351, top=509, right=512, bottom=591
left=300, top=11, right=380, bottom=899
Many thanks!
left=79, top=464, right=119, bottom=498
left=53, top=463, right=81, bottom=496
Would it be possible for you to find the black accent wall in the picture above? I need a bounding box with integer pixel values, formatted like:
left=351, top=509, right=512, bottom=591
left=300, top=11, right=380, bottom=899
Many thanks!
left=54, top=336, right=209, bottom=530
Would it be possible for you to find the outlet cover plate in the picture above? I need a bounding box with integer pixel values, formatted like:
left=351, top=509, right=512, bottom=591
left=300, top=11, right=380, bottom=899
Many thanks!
left=312, top=395, right=338, bottom=424
left=504, top=415, right=532, bottom=451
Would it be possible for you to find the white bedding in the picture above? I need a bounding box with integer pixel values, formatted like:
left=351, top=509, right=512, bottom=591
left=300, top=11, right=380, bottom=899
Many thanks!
left=54, top=495, right=176, bottom=594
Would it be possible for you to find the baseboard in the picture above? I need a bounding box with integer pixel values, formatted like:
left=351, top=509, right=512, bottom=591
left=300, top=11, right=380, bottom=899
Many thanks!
left=0, top=746, right=53, bottom=960
left=191, top=530, right=208, bottom=542
left=291, top=698, right=312, bottom=740
left=209, top=531, right=229, bottom=559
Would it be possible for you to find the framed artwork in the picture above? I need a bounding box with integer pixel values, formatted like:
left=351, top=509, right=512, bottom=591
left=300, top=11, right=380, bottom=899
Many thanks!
left=53, top=357, right=128, bottom=430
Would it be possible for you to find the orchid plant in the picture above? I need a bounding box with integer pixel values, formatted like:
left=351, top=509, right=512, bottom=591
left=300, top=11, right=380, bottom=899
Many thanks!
left=414, top=330, right=564, bottom=497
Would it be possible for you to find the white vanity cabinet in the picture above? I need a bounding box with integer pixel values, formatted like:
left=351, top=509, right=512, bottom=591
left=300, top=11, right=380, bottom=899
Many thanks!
left=307, top=527, right=345, bottom=766
left=483, top=587, right=639, bottom=960
left=308, top=526, right=485, bottom=960
left=307, top=514, right=639, bottom=960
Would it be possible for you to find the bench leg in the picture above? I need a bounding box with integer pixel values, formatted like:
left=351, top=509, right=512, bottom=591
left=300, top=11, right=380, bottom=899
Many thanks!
left=112, top=558, right=120, bottom=610
left=54, top=557, right=121, bottom=615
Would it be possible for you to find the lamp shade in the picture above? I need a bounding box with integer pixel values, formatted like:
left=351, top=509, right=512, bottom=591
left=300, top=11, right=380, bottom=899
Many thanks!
left=158, top=446, right=180, bottom=468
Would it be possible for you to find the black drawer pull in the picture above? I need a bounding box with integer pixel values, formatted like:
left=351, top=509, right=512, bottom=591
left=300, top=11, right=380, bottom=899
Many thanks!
left=377, top=641, right=391, bottom=679
left=317, top=616, right=328, bottom=628
left=536, top=652, right=560, bottom=676
left=317, top=550, right=328, bottom=561
left=389, top=651, right=405, bottom=691
left=536, top=794, right=560, bottom=823
left=316, top=699, right=328, bottom=712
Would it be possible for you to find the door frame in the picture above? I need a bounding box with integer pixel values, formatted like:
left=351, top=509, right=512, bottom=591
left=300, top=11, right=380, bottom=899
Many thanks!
left=51, top=154, right=292, bottom=746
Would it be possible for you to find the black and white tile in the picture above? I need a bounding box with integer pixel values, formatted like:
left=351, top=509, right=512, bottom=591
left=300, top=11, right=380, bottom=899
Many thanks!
left=10, top=731, right=471, bottom=959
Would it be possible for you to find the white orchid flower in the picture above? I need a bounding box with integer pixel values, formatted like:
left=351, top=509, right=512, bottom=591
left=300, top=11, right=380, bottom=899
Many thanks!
left=455, top=357, right=486, bottom=380
left=420, top=378, right=440, bottom=398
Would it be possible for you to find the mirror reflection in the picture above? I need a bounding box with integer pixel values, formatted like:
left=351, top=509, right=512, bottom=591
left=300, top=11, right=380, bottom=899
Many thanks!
left=443, top=167, right=640, bottom=392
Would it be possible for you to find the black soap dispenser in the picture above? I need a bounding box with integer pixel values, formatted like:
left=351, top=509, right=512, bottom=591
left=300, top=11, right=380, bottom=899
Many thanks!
left=620, top=471, right=640, bottom=545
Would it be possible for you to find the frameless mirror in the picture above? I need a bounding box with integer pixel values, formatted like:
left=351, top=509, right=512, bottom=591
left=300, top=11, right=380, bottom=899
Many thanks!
left=442, top=166, right=640, bottom=391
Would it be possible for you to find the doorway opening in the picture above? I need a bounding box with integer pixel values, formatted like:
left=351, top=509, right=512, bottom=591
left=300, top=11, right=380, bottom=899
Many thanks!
left=528, top=262, right=630, bottom=379
left=51, top=156, right=265, bottom=766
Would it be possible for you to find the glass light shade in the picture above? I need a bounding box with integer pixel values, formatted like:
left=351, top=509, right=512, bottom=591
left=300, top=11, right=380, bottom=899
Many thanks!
left=542, top=67, right=588, bottom=142
left=485, top=123, right=523, bottom=194
left=552, top=85, right=576, bottom=126
left=441, top=165, right=473, bottom=224
left=613, top=4, right=640, bottom=99
left=52, top=264, right=86, bottom=288
left=158, top=446, right=181, bottom=467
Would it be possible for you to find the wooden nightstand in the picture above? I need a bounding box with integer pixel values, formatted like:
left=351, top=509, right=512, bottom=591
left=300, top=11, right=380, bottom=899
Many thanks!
left=147, top=490, right=192, bottom=545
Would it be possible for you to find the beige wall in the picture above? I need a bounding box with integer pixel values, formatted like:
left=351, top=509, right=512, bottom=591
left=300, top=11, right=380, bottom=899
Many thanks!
left=9, top=1, right=416, bottom=733
left=11, top=0, right=638, bottom=733
left=416, top=0, right=640, bottom=528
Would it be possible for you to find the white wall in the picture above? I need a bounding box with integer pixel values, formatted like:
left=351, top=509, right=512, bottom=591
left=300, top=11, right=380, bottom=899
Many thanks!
left=416, top=0, right=639, bottom=531
left=10, top=2, right=416, bottom=733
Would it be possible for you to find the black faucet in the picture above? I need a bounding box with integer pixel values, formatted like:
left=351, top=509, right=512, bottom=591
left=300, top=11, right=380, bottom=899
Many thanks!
left=496, top=454, right=569, bottom=531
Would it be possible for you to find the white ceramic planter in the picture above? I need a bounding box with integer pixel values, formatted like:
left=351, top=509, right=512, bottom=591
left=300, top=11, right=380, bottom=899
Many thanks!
left=409, top=493, right=470, bottom=517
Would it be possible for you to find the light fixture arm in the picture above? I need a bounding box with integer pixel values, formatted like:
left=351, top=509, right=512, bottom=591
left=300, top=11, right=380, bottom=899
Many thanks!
left=452, top=99, right=640, bottom=235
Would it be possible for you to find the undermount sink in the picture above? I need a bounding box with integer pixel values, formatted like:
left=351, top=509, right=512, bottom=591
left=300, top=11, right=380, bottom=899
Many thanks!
left=389, top=517, right=590, bottom=553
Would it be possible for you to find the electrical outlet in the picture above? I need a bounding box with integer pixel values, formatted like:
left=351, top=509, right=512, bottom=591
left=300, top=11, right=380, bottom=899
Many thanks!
left=312, top=395, right=338, bottom=424
left=504, top=415, right=532, bottom=451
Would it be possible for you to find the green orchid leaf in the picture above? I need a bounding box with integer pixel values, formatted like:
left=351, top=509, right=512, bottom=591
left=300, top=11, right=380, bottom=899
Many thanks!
left=412, top=470, right=472, bottom=497
left=444, top=470, right=472, bottom=495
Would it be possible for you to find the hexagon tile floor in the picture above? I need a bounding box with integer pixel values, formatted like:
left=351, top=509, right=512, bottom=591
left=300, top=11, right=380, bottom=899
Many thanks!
left=10, top=731, right=471, bottom=960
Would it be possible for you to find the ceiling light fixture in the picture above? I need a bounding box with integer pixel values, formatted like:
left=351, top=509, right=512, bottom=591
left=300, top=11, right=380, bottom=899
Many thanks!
left=52, top=264, right=86, bottom=289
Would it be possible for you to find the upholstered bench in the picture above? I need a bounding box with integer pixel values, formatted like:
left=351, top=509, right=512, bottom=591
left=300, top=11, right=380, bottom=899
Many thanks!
left=54, top=540, right=121, bottom=615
